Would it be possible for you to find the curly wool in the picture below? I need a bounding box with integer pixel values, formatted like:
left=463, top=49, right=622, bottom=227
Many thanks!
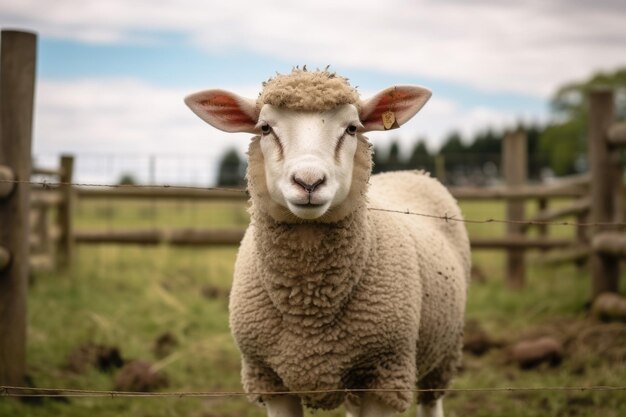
left=256, top=68, right=360, bottom=112
left=229, top=136, right=471, bottom=411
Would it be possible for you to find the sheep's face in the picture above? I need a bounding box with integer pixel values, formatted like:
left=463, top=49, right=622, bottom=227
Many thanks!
left=256, top=104, right=360, bottom=220
left=185, top=80, right=431, bottom=221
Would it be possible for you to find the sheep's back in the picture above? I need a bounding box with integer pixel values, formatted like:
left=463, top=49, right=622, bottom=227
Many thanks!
left=367, top=170, right=470, bottom=281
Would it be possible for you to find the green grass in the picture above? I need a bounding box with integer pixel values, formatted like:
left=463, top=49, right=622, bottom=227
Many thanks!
left=1, top=199, right=625, bottom=417
left=74, top=199, right=250, bottom=230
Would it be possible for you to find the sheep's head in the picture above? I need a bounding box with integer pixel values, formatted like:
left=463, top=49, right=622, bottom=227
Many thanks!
left=185, top=69, right=431, bottom=222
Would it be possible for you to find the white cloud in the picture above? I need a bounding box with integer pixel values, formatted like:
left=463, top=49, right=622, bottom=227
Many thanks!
left=2, top=0, right=625, bottom=96
left=32, top=78, right=542, bottom=184
left=33, top=79, right=256, bottom=184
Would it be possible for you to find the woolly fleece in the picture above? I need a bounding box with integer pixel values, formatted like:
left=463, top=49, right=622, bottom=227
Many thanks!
left=256, top=68, right=360, bottom=112
left=228, top=69, right=470, bottom=412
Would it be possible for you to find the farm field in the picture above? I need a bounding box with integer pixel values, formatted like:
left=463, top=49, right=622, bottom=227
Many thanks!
left=1, top=199, right=625, bottom=417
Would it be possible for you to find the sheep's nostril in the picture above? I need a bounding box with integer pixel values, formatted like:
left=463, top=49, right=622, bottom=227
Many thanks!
left=293, top=176, right=326, bottom=193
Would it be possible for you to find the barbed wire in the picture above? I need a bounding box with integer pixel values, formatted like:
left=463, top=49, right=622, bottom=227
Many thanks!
left=367, top=207, right=626, bottom=228
left=0, top=178, right=248, bottom=194
left=2, top=178, right=625, bottom=229
left=2, top=384, right=625, bottom=399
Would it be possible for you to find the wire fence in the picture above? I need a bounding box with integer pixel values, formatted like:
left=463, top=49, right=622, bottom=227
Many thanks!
left=2, top=179, right=625, bottom=407
left=2, top=178, right=625, bottom=229
left=2, top=385, right=626, bottom=399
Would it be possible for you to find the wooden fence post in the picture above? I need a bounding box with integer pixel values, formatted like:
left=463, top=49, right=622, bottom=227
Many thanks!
left=537, top=197, right=548, bottom=250
left=588, top=89, right=619, bottom=298
left=0, top=30, right=37, bottom=386
left=57, top=155, right=74, bottom=268
left=502, top=130, right=527, bottom=289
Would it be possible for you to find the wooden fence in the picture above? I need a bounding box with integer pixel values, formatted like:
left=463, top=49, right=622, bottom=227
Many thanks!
left=24, top=106, right=619, bottom=294
left=29, top=133, right=592, bottom=287
left=27, top=173, right=249, bottom=270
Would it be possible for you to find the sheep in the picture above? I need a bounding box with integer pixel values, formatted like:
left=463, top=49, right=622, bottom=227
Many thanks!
left=185, top=69, right=471, bottom=417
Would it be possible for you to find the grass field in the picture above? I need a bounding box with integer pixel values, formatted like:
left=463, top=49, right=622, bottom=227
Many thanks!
left=1, top=197, right=625, bottom=417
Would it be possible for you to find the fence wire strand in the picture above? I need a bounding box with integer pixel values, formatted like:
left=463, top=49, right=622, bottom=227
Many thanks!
left=0, top=178, right=247, bottom=194
left=2, top=178, right=625, bottom=229
left=2, top=385, right=626, bottom=399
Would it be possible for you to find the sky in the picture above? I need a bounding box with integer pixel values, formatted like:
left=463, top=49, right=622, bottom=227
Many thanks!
left=2, top=0, right=625, bottom=184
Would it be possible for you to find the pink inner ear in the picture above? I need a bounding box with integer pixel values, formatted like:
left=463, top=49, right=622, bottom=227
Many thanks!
left=366, top=89, right=422, bottom=121
left=200, top=94, right=255, bottom=124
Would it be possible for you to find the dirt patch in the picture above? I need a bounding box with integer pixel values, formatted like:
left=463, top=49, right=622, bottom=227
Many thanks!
left=11, top=375, right=69, bottom=406
left=153, top=332, right=179, bottom=359
left=508, top=336, right=563, bottom=369
left=470, top=265, right=488, bottom=284
left=465, top=317, right=626, bottom=370
left=114, top=360, right=169, bottom=392
left=65, top=343, right=124, bottom=374
left=464, top=319, right=503, bottom=356
left=591, top=293, right=626, bottom=322
left=201, top=284, right=230, bottom=300
left=518, top=318, right=626, bottom=365
left=567, top=321, right=626, bottom=364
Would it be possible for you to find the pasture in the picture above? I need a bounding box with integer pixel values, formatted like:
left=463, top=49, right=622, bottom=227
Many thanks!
left=1, top=199, right=625, bottom=417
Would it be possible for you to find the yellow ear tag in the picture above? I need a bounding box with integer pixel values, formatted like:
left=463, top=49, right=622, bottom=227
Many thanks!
left=382, top=110, right=396, bottom=130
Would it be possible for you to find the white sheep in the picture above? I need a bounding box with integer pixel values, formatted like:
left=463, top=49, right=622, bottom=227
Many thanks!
left=185, top=69, right=470, bottom=417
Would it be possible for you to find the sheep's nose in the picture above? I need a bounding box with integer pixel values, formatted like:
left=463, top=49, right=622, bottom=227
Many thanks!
left=292, top=175, right=325, bottom=193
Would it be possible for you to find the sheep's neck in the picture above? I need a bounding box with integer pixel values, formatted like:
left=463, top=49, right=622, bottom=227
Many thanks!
left=253, top=206, right=371, bottom=330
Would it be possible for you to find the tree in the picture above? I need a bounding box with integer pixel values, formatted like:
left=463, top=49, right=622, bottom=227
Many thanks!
left=118, top=173, right=137, bottom=185
left=407, top=139, right=433, bottom=173
left=372, top=141, right=406, bottom=173
left=539, top=118, right=585, bottom=175
left=439, top=131, right=466, bottom=156
left=217, top=148, right=246, bottom=186
left=540, top=68, right=626, bottom=175
left=372, top=145, right=387, bottom=174
left=386, top=141, right=404, bottom=171
left=466, top=129, right=501, bottom=155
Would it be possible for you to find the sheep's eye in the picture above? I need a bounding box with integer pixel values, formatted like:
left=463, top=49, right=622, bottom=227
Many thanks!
left=260, top=124, right=272, bottom=135
left=345, top=125, right=358, bottom=136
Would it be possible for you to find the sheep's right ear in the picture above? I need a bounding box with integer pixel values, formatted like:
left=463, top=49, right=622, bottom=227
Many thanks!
left=184, top=89, right=258, bottom=133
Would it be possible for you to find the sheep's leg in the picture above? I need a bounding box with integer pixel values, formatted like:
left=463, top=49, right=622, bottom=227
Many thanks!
left=345, top=395, right=361, bottom=417
left=359, top=393, right=397, bottom=417
left=416, top=349, right=460, bottom=417
left=417, top=398, right=443, bottom=417
left=265, top=395, right=303, bottom=417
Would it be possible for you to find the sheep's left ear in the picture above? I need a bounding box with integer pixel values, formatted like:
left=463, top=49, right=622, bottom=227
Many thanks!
left=359, top=86, right=431, bottom=132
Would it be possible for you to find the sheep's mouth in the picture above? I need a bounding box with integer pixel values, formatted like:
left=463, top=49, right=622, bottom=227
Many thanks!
left=292, top=202, right=325, bottom=208
left=286, top=199, right=332, bottom=220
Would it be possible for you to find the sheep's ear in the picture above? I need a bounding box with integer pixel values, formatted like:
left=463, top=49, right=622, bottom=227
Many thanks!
left=359, top=86, right=431, bottom=132
left=184, top=89, right=258, bottom=133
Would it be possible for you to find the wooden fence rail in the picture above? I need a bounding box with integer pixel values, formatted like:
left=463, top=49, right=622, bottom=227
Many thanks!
left=75, top=228, right=246, bottom=246
left=76, top=187, right=248, bottom=201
